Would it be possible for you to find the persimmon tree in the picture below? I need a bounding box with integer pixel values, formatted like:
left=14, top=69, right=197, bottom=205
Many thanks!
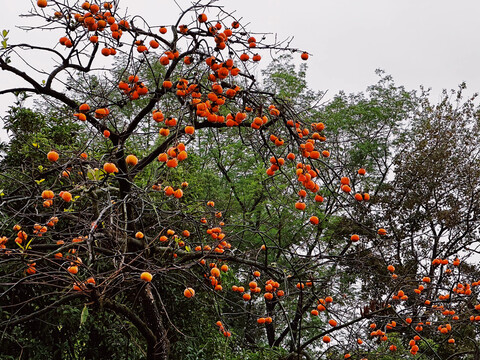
left=1, top=1, right=480, bottom=360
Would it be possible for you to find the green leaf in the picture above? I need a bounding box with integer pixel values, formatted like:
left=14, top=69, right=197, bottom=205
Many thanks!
left=24, top=238, right=33, bottom=250
left=185, top=245, right=191, bottom=253
left=80, top=305, right=89, bottom=326
left=87, top=167, right=105, bottom=181
left=87, top=168, right=96, bottom=180
left=1, top=40, right=6, bottom=49
left=2, top=30, right=8, bottom=38
left=34, top=179, right=45, bottom=184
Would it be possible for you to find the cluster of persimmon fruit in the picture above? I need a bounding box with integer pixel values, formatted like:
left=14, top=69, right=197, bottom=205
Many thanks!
left=8, top=216, right=90, bottom=290
left=336, top=257, right=480, bottom=358
left=118, top=75, right=149, bottom=100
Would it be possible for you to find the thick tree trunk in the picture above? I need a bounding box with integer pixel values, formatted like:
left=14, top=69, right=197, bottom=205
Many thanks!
left=141, top=284, right=169, bottom=360
left=116, top=147, right=168, bottom=359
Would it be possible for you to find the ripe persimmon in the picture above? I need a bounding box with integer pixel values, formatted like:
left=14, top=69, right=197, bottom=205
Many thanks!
left=79, top=103, right=90, bottom=112
left=74, top=113, right=87, bottom=121
left=160, top=81, right=172, bottom=90
left=328, top=319, right=337, bottom=327
left=310, top=151, right=320, bottom=159
left=301, top=52, right=309, bottom=60
left=164, top=186, right=174, bottom=196
left=89, top=4, right=99, bottom=13
left=126, top=154, right=138, bottom=166
left=149, top=40, right=159, bottom=49
left=141, top=272, right=153, bottom=282
left=211, top=267, right=221, bottom=277
left=61, top=191, right=72, bottom=202
left=47, top=150, right=59, bottom=162
left=26, top=264, right=37, bottom=274
left=177, top=151, right=187, bottom=161
left=184, top=287, right=195, bottom=298
left=295, top=202, right=306, bottom=211
left=42, top=190, right=54, bottom=199
left=296, top=188, right=306, bottom=197
left=158, top=153, right=168, bottom=162
left=166, top=158, right=178, bottom=168
left=103, top=162, right=118, bottom=174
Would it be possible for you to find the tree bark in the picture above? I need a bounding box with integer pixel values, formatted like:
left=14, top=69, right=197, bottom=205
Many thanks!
left=140, top=284, right=170, bottom=360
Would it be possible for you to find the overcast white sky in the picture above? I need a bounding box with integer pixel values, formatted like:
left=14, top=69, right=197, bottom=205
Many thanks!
left=1, top=0, right=480, bottom=139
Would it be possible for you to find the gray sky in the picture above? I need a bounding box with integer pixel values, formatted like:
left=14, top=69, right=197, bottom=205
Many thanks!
left=1, top=0, right=480, bottom=140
